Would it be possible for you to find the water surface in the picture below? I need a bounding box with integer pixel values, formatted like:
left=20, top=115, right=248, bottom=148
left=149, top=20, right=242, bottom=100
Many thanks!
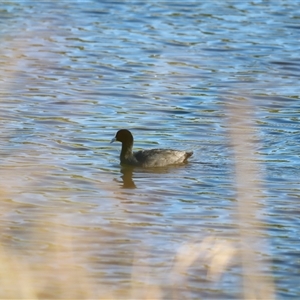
left=0, top=1, right=299, bottom=299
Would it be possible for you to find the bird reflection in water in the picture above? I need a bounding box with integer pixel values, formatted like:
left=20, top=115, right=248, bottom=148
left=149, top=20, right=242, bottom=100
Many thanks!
left=120, top=166, right=136, bottom=189
left=117, top=164, right=189, bottom=189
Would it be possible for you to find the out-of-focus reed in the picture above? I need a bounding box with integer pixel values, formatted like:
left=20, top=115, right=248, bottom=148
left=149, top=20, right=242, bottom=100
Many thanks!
left=0, top=24, right=274, bottom=299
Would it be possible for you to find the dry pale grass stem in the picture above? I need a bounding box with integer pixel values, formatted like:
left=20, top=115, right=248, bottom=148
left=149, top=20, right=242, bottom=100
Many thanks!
left=173, top=237, right=236, bottom=283
left=228, top=99, right=275, bottom=300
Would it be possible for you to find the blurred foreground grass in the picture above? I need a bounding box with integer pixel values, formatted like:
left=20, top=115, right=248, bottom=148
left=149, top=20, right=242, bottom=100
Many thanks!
left=0, top=204, right=237, bottom=299
left=0, top=102, right=275, bottom=299
left=0, top=21, right=274, bottom=299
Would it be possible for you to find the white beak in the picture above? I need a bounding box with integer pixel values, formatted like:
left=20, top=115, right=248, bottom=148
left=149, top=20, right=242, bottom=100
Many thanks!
left=110, top=137, right=116, bottom=144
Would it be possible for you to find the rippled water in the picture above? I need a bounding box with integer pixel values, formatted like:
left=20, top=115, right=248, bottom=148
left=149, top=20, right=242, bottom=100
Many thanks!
left=0, top=1, right=299, bottom=298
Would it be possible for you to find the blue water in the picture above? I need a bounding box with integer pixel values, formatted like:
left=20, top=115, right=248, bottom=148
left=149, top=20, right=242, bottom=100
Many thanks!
left=0, top=1, right=299, bottom=298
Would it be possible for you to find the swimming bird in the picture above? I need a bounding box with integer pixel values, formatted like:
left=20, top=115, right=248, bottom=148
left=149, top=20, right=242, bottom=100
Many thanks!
left=111, top=129, right=193, bottom=167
